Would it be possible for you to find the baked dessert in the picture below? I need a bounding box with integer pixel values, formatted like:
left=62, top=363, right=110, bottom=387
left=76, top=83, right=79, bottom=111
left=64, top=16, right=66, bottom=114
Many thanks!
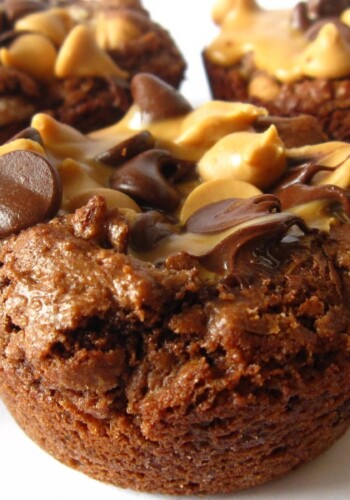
left=204, top=0, right=350, bottom=142
left=1, top=74, right=350, bottom=495
left=0, top=0, right=186, bottom=142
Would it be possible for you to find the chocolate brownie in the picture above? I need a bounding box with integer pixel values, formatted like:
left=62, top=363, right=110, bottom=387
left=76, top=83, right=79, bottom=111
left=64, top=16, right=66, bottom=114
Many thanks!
left=204, top=0, right=350, bottom=142
left=1, top=74, right=350, bottom=495
left=0, top=0, right=186, bottom=142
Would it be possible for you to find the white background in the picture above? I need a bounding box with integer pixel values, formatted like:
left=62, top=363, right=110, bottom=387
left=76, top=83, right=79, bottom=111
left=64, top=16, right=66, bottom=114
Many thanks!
left=1, top=1, right=350, bottom=499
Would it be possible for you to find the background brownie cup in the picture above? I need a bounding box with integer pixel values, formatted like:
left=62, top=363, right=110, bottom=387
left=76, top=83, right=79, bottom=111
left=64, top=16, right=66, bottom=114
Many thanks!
left=204, top=0, right=350, bottom=142
left=1, top=74, right=350, bottom=495
left=0, top=0, right=186, bottom=142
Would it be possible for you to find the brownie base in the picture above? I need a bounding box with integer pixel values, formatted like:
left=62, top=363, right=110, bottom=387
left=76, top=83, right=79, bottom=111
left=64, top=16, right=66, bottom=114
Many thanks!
left=204, top=53, right=350, bottom=142
left=1, top=201, right=350, bottom=494
left=2, top=367, right=350, bottom=494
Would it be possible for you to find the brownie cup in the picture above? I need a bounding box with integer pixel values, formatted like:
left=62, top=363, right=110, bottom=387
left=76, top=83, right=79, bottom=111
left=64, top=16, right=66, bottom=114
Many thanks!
left=0, top=0, right=186, bottom=142
left=1, top=74, right=350, bottom=495
left=204, top=0, right=350, bottom=142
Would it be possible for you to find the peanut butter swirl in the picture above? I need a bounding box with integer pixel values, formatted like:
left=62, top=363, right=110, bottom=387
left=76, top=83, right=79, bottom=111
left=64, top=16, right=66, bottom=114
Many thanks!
left=206, top=0, right=350, bottom=82
left=2, top=74, right=350, bottom=277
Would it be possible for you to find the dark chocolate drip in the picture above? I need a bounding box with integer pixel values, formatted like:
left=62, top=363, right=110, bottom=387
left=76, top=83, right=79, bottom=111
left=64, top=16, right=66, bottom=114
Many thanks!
left=95, top=131, right=155, bottom=166
left=274, top=162, right=333, bottom=191
left=183, top=194, right=309, bottom=274
left=109, top=149, right=194, bottom=211
left=274, top=161, right=350, bottom=217
left=277, top=183, right=350, bottom=217
left=185, top=195, right=281, bottom=234
left=198, top=213, right=309, bottom=274
left=130, top=211, right=179, bottom=252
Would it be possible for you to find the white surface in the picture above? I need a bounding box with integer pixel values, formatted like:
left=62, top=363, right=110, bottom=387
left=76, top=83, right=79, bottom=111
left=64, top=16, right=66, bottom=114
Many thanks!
left=1, top=1, right=350, bottom=499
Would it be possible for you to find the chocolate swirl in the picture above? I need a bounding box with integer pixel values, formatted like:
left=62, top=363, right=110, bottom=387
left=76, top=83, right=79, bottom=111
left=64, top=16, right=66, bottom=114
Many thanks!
left=109, top=149, right=194, bottom=211
left=185, top=195, right=308, bottom=274
left=185, top=195, right=281, bottom=234
left=198, top=212, right=308, bottom=274
left=274, top=162, right=350, bottom=217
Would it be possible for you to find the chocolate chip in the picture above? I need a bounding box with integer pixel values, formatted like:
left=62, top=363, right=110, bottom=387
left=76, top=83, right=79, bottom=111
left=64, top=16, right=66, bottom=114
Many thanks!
left=4, top=0, right=47, bottom=22
left=7, top=126, right=43, bottom=145
left=109, top=149, right=193, bottom=211
left=185, top=195, right=281, bottom=234
left=305, top=18, right=350, bottom=41
left=291, top=2, right=311, bottom=31
left=95, top=131, right=155, bottom=166
left=254, top=114, right=327, bottom=148
left=308, top=0, right=350, bottom=18
left=131, top=73, right=192, bottom=124
left=0, top=150, right=62, bottom=238
left=130, top=211, right=178, bottom=252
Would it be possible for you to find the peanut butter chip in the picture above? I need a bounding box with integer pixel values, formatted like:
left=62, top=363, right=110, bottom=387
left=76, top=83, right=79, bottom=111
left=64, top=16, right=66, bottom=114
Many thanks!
left=15, top=8, right=74, bottom=46
left=0, top=150, right=62, bottom=237
left=0, top=33, right=57, bottom=81
left=55, top=25, right=128, bottom=79
left=198, top=125, right=286, bottom=190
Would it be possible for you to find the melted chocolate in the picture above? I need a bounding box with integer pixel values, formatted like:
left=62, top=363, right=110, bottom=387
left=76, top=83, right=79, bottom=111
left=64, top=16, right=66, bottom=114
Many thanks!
left=274, top=162, right=350, bottom=216
left=109, top=149, right=194, bottom=211
left=95, top=131, right=155, bottom=167
left=185, top=195, right=281, bottom=234
left=277, top=183, right=350, bottom=216
left=198, top=213, right=308, bottom=274
left=274, top=162, right=333, bottom=191
left=131, top=73, right=192, bottom=124
left=130, top=211, right=179, bottom=252
left=183, top=194, right=309, bottom=274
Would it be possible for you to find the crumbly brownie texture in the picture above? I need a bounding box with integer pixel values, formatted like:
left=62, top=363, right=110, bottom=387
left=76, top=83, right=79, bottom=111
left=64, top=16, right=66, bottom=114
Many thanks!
left=1, top=203, right=350, bottom=495
left=204, top=0, right=350, bottom=142
left=0, top=0, right=186, bottom=141
left=1, top=74, right=350, bottom=495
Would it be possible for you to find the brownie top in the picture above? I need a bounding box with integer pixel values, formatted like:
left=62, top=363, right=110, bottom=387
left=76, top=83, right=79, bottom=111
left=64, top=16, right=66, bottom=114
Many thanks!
left=0, top=0, right=185, bottom=83
left=1, top=72, right=350, bottom=280
left=205, top=0, right=350, bottom=82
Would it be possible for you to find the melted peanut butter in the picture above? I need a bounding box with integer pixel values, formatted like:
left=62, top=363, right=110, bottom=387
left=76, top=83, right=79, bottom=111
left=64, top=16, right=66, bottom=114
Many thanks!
left=4, top=98, right=350, bottom=273
left=206, top=0, right=350, bottom=82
